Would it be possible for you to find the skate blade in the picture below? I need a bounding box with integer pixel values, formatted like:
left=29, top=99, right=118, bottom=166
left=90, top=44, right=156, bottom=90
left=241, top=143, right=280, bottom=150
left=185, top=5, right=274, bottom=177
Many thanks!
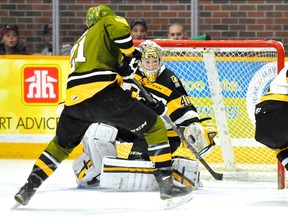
left=11, top=202, right=21, bottom=210
left=163, top=192, right=193, bottom=210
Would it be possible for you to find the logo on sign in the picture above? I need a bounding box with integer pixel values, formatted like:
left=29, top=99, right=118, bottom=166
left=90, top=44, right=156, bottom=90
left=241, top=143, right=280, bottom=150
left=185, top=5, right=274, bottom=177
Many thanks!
left=23, top=66, right=60, bottom=104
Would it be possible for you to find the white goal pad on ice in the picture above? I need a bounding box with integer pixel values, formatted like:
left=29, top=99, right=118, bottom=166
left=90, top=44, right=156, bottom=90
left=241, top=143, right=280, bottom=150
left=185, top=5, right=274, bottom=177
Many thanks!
left=100, top=156, right=199, bottom=191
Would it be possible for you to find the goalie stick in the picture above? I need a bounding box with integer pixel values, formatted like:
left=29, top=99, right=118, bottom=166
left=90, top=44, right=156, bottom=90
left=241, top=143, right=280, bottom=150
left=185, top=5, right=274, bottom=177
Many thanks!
left=131, top=77, right=223, bottom=180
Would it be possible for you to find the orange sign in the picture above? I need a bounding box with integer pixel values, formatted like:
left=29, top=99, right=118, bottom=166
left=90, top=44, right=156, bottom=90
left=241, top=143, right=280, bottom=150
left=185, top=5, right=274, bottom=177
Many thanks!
left=22, top=66, right=60, bottom=104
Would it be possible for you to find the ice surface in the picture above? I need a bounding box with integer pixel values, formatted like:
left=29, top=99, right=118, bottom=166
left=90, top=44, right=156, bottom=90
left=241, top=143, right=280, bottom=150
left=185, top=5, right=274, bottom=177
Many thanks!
left=1, top=159, right=287, bottom=216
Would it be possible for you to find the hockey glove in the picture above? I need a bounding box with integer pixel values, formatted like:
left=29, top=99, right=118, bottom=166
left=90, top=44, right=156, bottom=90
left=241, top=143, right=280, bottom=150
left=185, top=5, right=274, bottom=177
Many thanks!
left=132, top=49, right=142, bottom=60
left=152, top=99, right=166, bottom=116
left=117, top=55, right=133, bottom=77
left=140, top=98, right=167, bottom=116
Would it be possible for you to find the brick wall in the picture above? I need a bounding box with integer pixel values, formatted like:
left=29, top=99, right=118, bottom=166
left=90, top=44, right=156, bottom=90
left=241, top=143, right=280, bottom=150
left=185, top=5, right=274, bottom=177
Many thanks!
left=0, top=0, right=287, bottom=55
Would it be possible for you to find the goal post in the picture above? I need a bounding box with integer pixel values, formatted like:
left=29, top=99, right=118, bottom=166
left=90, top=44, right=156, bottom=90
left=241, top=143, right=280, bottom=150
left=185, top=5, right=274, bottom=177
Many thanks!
left=203, top=50, right=235, bottom=171
left=121, top=39, right=285, bottom=188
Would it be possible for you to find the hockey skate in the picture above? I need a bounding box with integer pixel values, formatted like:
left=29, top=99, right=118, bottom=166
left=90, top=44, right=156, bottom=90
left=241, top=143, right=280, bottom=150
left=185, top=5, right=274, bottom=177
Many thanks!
left=154, top=169, right=193, bottom=209
left=13, top=181, right=37, bottom=207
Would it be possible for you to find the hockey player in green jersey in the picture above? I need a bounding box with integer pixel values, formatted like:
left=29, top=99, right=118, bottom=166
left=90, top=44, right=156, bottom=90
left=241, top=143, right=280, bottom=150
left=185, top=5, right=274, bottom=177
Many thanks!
left=14, top=5, right=192, bottom=208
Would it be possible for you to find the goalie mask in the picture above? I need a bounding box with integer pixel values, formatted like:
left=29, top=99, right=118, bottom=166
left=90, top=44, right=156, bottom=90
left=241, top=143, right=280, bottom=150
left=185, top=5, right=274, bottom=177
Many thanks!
left=86, top=5, right=115, bottom=28
left=137, top=40, right=159, bottom=52
left=138, top=41, right=164, bottom=83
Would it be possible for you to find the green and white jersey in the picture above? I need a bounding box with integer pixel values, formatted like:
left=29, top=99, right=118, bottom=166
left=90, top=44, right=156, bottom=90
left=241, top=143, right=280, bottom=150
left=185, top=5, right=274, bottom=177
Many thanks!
left=65, top=15, right=135, bottom=106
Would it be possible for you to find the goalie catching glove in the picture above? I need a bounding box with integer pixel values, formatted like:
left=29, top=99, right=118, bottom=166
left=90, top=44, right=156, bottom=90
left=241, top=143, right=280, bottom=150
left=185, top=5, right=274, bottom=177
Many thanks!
left=182, top=118, right=217, bottom=157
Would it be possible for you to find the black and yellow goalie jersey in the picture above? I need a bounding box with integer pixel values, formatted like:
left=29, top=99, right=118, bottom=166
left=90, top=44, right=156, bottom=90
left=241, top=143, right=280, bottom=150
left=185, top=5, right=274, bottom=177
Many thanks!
left=123, top=67, right=199, bottom=130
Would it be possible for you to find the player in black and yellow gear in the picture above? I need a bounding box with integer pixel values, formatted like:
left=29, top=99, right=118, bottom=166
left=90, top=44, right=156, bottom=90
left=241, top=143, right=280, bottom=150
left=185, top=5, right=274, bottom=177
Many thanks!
left=255, top=65, right=288, bottom=171
left=14, top=5, right=192, bottom=207
left=119, top=40, right=210, bottom=160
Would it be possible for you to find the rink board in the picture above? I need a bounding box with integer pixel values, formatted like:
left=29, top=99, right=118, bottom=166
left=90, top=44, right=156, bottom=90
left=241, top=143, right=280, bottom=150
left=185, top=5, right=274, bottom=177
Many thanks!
left=0, top=55, right=282, bottom=165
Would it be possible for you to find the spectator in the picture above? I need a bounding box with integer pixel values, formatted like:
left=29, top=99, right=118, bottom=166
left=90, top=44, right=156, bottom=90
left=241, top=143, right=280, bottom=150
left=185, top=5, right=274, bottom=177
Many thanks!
left=168, top=23, right=211, bottom=40
left=130, top=19, right=148, bottom=39
left=168, top=23, right=186, bottom=40
left=0, top=25, right=28, bottom=54
left=41, top=24, right=72, bottom=55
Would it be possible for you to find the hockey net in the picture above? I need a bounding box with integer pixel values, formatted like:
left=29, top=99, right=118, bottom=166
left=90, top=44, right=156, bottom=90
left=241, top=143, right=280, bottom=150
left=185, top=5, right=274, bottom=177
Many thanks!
left=115, top=40, right=286, bottom=188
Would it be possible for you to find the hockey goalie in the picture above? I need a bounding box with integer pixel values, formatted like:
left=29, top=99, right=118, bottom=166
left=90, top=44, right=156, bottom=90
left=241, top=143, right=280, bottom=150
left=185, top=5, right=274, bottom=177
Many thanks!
left=72, top=120, right=216, bottom=191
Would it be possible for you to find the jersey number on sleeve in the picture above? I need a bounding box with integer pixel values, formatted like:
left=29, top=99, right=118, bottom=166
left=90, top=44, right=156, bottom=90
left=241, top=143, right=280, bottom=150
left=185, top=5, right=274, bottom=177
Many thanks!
left=70, top=34, right=87, bottom=72
left=180, top=95, right=192, bottom=107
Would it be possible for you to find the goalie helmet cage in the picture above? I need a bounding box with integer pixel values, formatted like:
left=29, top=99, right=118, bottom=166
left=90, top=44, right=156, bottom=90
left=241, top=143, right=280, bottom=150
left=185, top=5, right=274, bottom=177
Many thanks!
left=127, top=39, right=285, bottom=188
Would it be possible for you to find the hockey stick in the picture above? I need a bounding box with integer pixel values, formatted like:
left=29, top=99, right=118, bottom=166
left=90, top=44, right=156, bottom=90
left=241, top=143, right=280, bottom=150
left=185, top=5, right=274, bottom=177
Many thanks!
left=131, top=77, right=223, bottom=180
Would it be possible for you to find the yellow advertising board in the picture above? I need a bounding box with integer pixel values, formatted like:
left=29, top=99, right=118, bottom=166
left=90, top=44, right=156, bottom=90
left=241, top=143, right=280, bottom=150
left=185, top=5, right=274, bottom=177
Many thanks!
left=0, top=55, right=81, bottom=159
left=1, top=55, right=287, bottom=163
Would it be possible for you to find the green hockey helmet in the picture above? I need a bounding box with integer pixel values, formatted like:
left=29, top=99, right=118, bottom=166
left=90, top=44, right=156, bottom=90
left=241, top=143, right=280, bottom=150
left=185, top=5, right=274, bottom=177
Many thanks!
left=85, top=5, right=115, bottom=28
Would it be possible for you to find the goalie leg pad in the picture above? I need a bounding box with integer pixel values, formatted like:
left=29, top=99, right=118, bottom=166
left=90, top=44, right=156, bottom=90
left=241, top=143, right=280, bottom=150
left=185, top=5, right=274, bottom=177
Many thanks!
left=72, top=152, right=101, bottom=187
left=100, top=156, right=159, bottom=191
left=82, top=123, right=118, bottom=147
left=87, top=139, right=117, bottom=167
left=73, top=123, right=118, bottom=187
left=172, top=157, right=200, bottom=189
left=99, top=157, right=200, bottom=191
left=82, top=122, right=118, bottom=172
left=73, top=138, right=117, bottom=187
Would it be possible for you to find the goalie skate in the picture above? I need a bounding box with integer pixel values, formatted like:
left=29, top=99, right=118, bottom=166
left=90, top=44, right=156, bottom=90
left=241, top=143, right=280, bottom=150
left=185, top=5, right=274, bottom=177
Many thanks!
left=163, top=192, right=193, bottom=210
